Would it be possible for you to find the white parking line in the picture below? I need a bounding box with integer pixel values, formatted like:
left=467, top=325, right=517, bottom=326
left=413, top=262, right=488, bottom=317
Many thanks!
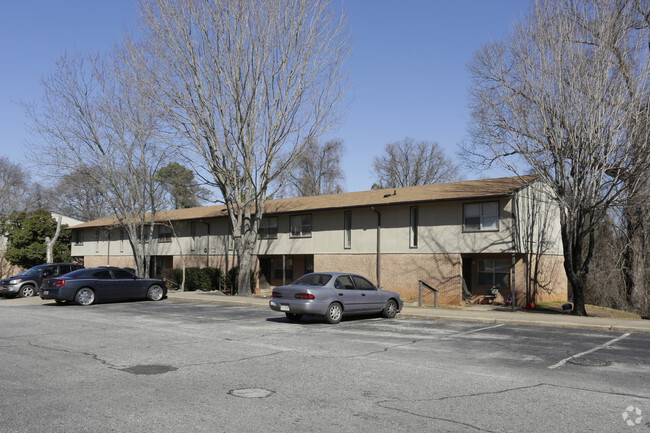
left=441, top=323, right=505, bottom=339
left=548, top=333, right=631, bottom=369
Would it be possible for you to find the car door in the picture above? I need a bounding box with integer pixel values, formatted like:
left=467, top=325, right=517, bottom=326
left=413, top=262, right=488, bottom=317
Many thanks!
left=351, top=276, right=383, bottom=312
left=89, top=269, right=118, bottom=300
left=334, top=275, right=364, bottom=312
left=111, top=269, right=142, bottom=300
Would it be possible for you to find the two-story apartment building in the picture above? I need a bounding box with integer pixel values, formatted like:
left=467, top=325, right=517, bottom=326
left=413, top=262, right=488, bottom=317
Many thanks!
left=69, top=176, right=568, bottom=306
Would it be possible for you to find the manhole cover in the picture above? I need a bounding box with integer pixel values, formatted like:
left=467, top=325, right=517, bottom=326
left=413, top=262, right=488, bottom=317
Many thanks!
left=229, top=388, right=274, bottom=398
left=121, top=364, right=178, bottom=375
left=567, top=358, right=611, bottom=367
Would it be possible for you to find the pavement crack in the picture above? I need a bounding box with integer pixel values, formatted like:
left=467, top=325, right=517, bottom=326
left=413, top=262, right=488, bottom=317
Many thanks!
left=377, top=402, right=497, bottom=432
left=183, top=350, right=285, bottom=367
left=26, top=340, right=124, bottom=369
left=313, top=339, right=422, bottom=359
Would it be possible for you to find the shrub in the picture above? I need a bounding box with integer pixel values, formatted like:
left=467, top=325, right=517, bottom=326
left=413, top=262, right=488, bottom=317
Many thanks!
left=225, top=266, right=255, bottom=295
left=168, top=267, right=224, bottom=292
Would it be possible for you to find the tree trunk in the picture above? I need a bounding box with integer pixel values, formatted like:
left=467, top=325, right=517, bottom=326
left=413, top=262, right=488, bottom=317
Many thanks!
left=238, top=247, right=253, bottom=297
left=45, top=215, right=63, bottom=264
left=622, top=206, right=648, bottom=316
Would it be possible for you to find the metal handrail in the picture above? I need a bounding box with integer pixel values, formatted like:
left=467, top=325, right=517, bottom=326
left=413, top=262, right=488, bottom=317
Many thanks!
left=418, top=280, right=438, bottom=308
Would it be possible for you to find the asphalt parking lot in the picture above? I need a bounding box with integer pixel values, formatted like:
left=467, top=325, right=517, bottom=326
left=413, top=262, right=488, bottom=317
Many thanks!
left=1, top=297, right=649, bottom=432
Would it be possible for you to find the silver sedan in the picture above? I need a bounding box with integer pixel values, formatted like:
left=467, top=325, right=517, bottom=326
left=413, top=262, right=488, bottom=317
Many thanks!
left=269, top=272, right=403, bottom=324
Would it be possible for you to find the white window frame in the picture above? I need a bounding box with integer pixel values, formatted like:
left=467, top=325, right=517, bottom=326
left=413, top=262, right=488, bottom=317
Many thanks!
left=343, top=211, right=351, bottom=249
left=463, top=201, right=500, bottom=232
left=290, top=214, right=312, bottom=238
left=409, top=206, right=419, bottom=248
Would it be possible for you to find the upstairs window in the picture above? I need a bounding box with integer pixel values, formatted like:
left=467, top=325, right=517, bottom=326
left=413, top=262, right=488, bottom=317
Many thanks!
left=158, top=226, right=173, bottom=243
left=290, top=215, right=312, bottom=238
left=74, top=231, right=84, bottom=246
left=343, top=211, right=351, bottom=249
left=463, top=202, right=499, bottom=231
left=409, top=206, right=419, bottom=248
left=259, top=217, right=278, bottom=239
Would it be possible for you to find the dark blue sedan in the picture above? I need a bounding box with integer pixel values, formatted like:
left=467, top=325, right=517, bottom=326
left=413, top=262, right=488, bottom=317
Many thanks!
left=40, top=267, right=167, bottom=306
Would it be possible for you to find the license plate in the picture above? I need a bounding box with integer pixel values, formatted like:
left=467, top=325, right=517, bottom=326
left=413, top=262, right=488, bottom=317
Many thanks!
left=42, top=290, right=49, bottom=295
left=280, top=305, right=290, bottom=312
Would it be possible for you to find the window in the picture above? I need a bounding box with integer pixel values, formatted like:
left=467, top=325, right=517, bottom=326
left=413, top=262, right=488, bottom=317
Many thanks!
left=305, top=257, right=314, bottom=274
left=113, top=269, right=135, bottom=279
left=351, top=276, right=375, bottom=290
left=464, top=202, right=499, bottom=231
left=274, top=257, right=293, bottom=280
left=74, top=231, right=84, bottom=246
left=409, top=206, right=419, bottom=248
left=334, top=275, right=355, bottom=290
left=91, top=270, right=112, bottom=279
left=158, top=226, right=173, bottom=243
left=290, top=214, right=312, bottom=238
left=478, top=259, right=510, bottom=287
left=343, top=211, right=351, bottom=249
left=259, top=217, right=278, bottom=239
left=190, top=222, right=196, bottom=251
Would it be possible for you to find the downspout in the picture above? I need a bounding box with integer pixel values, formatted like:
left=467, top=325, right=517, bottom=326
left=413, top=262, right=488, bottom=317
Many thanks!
left=372, top=207, right=381, bottom=289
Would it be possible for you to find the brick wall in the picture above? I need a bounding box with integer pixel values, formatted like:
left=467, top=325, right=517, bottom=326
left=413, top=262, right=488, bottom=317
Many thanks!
left=315, top=253, right=463, bottom=304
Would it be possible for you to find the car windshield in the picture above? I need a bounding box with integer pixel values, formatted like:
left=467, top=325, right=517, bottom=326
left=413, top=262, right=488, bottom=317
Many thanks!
left=19, top=266, right=47, bottom=277
left=291, top=273, right=332, bottom=286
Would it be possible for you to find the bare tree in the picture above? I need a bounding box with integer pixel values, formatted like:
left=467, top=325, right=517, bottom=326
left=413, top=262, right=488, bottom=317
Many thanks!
left=49, top=169, right=112, bottom=221
left=372, top=138, right=459, bottom=189
left=26, top=52, right=170, bottom=276
left=466, top=0, right=650, bottom=315
left=134, top=0, right=349, bottom=295
left=0, top=157, right=30, bottom=216
left=283, top=138, right=345, bottom=197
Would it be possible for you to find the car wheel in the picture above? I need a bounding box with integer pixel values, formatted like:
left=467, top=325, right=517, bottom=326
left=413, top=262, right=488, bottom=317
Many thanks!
left=382, top=299, right=398, bottom=318
left=285, top=313, right=302, bottom=322
left=75, top=288, right=95, bottom=306
left=325, top=302, right=342, bottom=324
left=146, top=285, right=164, bottom=301
left=18, top=285, right=36, bottom=298
left=55, top=299, right=68, bottom=305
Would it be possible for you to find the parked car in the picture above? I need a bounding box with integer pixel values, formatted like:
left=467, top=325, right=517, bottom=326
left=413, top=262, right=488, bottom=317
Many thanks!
left=0, top=263, right=83, bottom=298
left=269, top=272, right=403, bottom=324
left=39, top=267, right=167, bottom=306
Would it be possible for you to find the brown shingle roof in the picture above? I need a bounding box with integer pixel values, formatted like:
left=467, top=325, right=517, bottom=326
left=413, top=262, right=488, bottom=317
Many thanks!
left=71, top=175, right=537, bottom=229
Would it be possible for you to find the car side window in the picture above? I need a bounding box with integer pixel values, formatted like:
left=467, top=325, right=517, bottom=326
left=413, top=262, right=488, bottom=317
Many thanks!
left=112, top=269, right=134, bottom=279
left=91, top=270, right=112, bottom=279
left=42, top=266, right=58, bottom=278
left=334, top=276, right=355, bottom=290
left=59, top=265, right=70, bottom=275
left=351, top=276, right=376, bottom=290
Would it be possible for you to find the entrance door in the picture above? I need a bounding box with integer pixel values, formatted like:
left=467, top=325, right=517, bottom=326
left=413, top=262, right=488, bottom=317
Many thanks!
left=259, top=258, right=272, bottom=290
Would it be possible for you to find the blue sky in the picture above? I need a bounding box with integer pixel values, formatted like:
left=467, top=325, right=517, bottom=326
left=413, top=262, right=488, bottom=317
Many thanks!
left=0, top=0, right=528, bottom=193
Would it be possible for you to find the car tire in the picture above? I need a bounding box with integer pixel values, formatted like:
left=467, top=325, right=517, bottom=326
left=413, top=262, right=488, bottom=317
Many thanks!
left=285, top=313, right=302, bottom=322
left=325, top=302, right=342, bottom=324
left=146, top=285, right=164, bottom=301
left=75, top=288, right=95, bottom=306
left=382, top=299, right=398, bottom=319
left=18, top=285, right=36, bottom=298
left=55, top=299, right=68, bottom=305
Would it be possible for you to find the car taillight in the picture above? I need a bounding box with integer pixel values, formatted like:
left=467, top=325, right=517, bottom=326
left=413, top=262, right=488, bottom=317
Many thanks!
left=55, top=280, right=66, bottom=287
left=272, top=292, right=282, bottom=298
left=294, top=293, right=315, bottom=300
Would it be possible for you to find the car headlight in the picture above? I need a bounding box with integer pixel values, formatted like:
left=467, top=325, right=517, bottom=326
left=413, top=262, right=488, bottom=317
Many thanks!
left=9, top=279, right=22, bottom=285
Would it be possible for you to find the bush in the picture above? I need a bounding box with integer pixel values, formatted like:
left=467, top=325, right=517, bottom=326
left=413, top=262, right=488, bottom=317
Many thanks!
left=168, top=267, right=224, bottom=292
left=225, top=266, right=255, bottom=295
